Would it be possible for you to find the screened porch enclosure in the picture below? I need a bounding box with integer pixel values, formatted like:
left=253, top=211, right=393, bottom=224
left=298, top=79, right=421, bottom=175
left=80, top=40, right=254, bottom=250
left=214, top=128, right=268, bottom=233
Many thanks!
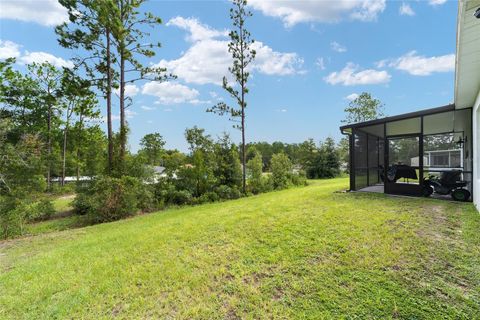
left=341, top=105, right=473, bottom=201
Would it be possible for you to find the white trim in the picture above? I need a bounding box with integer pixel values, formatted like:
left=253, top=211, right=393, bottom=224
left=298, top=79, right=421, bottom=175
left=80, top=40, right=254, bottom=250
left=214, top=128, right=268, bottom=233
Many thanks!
left=473, top=90, right=480, bottom=209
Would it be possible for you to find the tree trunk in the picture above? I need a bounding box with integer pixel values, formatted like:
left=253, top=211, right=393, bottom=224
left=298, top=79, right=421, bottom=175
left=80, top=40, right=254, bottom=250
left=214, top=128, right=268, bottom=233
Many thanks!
left=62, top=123, right=68, bottom=186
left=119, top=52, right=126, bottom=172
left=241, top=105, right=246, bottom=194
left=47, top=105, right=52, bottom=190
left=76, top=114, right=83, bottom=182
left=119, top=0, right=126, bottom=174
left=106, top=28, right=113, bottom=174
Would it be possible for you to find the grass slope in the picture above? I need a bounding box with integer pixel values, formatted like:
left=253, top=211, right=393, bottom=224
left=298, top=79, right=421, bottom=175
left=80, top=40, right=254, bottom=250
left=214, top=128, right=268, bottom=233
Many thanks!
left=1, top=179, right=479, bottom=319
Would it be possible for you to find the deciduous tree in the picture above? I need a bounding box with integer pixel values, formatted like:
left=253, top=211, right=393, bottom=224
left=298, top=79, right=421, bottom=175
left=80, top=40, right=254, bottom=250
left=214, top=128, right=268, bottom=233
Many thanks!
left=139, top=133, right=166, bottom=166
left=343, top=92, right=385, bottom=124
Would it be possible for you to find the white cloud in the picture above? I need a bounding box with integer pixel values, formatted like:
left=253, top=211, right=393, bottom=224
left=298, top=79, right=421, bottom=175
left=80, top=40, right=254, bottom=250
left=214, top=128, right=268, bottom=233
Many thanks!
left=381, top=51, right=455, bottom=76
left=331, top=41, right=347, bottom=53
left=0, top=39, right=73, bottom=69
left=125, top=109, right=137, bottom=119
left=315, top=57, right=326, bottom=70
left=156, top=17, right=304, bottom=85
left=345, top=93, right=360, bottom=101
left=115, top=84, right=139, bottom=97
left=249, top=0, right=386, bottom=27
left=399, top=3, right=415, bottom=16
left=276, top=108, right=288, bottom=113
left=142, top=81, right=200, bottom=105
left=19, top=51, right=74, bottom=68
left=428, top=0, right=447, bottom=6
left=166, top=16, right=228, bottom=42
left=125, top=84, right=139, bottom=97
left=0, top=0, right=68, bottom=26
left=253, top=41, right=305, bottom=76
left=141, top=105, right=155, bottom=111
left=0, top=40, right=21, bottom=59
left=324, top=63, right=391, bottom=86
left=156, top=39, right=230, bottom=85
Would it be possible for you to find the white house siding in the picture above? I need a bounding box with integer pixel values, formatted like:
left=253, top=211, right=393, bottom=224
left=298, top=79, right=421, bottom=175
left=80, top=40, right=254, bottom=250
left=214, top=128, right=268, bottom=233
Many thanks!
left=474, top=90, right=480, bottom=210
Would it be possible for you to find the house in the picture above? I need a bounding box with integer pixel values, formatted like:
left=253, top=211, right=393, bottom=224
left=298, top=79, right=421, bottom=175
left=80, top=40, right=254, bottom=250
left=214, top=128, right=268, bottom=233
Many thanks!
left=340, top=0, right=480, bottom=210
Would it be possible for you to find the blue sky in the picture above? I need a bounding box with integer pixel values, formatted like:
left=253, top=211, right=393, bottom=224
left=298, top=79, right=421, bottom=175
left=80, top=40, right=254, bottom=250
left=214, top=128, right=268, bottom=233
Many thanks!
left=0, top=0, right=458, bottom=152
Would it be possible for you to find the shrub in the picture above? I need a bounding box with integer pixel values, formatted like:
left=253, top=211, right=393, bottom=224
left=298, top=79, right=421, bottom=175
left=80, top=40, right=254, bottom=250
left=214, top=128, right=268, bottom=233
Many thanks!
left=26, top=199, right=55, bottom=222
left=136, top=184, right=157, bottom=212
left=261, top=175, right=274, bottom=193
left=214, top=185, right=241, bottom=200
left=72, top=193, right=93, bottom=216
left=152, top=178, right=174, bottom=207
left=166, top=189, right=192, bottom=205
left=73, top=176, right=154, bottom=222
left=247, top=150, right=264, bottom=194
left=0, top=197, right=26, bottom=239
left=196, top=191, right=220, bottom=204
left=290, top=170, right=308, bottom=187
left=270, top=153, right=293, bottom=190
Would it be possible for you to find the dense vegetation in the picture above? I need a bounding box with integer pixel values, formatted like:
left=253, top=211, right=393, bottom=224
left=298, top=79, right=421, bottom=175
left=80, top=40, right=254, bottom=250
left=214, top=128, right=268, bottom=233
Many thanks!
left=1, top=179, right=479, bottom=318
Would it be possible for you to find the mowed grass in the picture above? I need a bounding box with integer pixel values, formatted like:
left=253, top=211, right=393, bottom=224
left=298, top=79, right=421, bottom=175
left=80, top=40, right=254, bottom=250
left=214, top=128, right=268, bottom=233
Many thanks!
left=1, top=178, right=479, bottom=319
left=51, top=195, right=75, bottom=213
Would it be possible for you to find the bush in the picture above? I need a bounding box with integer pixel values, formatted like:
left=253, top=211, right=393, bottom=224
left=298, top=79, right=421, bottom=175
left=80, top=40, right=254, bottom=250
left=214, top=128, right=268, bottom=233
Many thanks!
left=73, top=176, right=154, bottom=222
left=247, top=150, right=264, bottom=194
left=262, top=175, right=274, bottom=192
left=290, top=170, right=308, bottom=187
left=214, top=185, right=241, bottom=200
left=72, top=193, right=93, bottom=216
left=166, top=189, right=192, bottom=205
left=270, top=153, right=293, bottom=190
left=196, top=191, right=220, bottom=204
left=0, top=196, right=57, bottom=238
left=0, top=197, right=26, bottom=239
left=136, top=184, right=157, bottom=212
left=26, top=199, right=55, bottom=222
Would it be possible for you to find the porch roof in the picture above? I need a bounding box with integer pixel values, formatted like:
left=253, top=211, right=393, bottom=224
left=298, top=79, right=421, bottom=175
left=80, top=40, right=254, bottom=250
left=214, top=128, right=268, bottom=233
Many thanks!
left=339, top=104, right=455, bottom=133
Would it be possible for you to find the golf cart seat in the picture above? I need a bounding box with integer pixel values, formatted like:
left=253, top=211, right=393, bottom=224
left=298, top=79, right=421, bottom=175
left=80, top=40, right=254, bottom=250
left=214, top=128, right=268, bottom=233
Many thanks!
left=439, top=170, right=467, bottom=188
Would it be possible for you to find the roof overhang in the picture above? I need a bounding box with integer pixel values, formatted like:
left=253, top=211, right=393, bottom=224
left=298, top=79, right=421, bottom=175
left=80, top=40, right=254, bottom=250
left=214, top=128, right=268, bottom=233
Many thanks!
left=454, top=0, right=480, bottom=109
left=339, top=104, right=455, bottom=133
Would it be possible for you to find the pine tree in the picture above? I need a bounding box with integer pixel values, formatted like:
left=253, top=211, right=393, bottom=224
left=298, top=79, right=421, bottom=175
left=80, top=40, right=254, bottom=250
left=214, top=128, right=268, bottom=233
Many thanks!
left=207, top=0, right=256, bottom=194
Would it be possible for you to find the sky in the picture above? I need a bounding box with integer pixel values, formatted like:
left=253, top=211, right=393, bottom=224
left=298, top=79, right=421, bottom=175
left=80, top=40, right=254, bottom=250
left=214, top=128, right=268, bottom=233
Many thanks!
left=0, top=0, right=458, bottom=152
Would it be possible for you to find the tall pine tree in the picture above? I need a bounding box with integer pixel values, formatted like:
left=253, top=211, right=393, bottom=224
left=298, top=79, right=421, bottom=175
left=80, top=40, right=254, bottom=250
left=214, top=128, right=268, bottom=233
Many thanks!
left=207, top=0, right=256, bottom=194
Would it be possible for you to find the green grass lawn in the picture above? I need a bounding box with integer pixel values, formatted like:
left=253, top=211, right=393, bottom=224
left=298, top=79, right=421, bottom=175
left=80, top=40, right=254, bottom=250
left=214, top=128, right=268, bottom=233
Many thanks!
left=1, top=178, right=479, bottom=319
left=51, top=195, right=75, bottom=213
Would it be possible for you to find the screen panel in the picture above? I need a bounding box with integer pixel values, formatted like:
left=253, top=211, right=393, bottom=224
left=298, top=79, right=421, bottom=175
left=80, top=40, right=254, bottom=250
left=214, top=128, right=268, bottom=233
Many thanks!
left=386, top=117, right=421, bottom=136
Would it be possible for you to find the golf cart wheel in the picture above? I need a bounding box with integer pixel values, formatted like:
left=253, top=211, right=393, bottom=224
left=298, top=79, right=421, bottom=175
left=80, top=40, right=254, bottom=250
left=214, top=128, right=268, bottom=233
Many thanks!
left=451, top=189, right=471, bottom=202
left=422, top=185, right=434, bottom=197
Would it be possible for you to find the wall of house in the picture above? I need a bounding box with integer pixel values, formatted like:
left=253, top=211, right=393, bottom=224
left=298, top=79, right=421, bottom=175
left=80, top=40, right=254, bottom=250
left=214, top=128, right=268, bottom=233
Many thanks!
left=474, top=90, right=480, bottom=210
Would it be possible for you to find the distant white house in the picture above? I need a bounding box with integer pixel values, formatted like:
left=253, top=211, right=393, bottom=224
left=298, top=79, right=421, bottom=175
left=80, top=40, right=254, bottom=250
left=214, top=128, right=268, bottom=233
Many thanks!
left=151, top=166, right=177, bottom=182
left=51, top=176, right=92, bottom=184
left=411, top=149, right=462, bottom=170
left=152, top=166, right=166, bottom=177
